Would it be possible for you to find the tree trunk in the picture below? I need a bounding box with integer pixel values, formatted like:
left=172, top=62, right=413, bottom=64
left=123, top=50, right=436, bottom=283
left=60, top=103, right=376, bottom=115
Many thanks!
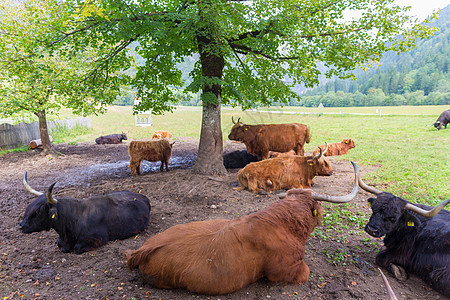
left=37, top=109, right=57, bottom=156
left=193, top=33, right=227, bottom=175
left=194, top=101, right=226, bottom=175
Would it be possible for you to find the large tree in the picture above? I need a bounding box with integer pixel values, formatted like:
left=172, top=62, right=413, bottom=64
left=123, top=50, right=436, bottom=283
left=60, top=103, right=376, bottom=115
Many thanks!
left=28, top=0, right=437, bottom=171
left=0, top=0, right=129, bottom=155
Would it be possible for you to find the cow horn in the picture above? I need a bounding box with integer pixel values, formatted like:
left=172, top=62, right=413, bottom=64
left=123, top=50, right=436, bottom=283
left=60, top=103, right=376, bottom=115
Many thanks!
left=313, top=144, right=325, bottom=159
left=358, top=175, right=383, bottom=195
left=312, top=161, right=358, bottom=203
left=232, top=117, right=241, bottom=124
left=46, top=182, right=58, bottom=205
left=378, top=268, right=398, bottom=300
left=404, top=199, right=450, bottom=218
left=323, top=142, right=329, bottom=155
left=23, top=171, right=43, bottom=196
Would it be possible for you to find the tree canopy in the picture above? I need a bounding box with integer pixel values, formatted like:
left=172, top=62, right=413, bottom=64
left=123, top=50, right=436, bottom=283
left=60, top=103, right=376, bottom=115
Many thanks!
left=1, top=0, right=437, bottom=172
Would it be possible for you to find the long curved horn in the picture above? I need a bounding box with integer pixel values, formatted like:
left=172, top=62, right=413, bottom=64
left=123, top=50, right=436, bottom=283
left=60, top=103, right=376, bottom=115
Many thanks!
left=312, top=161, right=358, bottom=203
left=378, top=268, right=398, bottom=300
left=23, top=171, right=43, bottom=196
left=313, top=144, right=324, bottom=159
left=46, top=182, right=58, bottom=205
left=404, top=199, right=449, bottom=218
left=358, top=175, right=382, bottom=195
left=232, top=116, right=236, bottom=124
left=322, top=142, right=329, bottom=155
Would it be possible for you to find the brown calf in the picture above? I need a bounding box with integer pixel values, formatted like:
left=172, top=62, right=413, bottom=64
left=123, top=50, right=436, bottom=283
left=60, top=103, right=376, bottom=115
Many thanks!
left=128, top=139, right=174, bottom=175
left=151, top=131, right=173, bottom=139
left=312, top=139, right=355, bottom=156
left=125, top=162, right=359, bottom=295
left=269, top=149, right=296, bottom=158
left=237, top=145, right=332, bottom=193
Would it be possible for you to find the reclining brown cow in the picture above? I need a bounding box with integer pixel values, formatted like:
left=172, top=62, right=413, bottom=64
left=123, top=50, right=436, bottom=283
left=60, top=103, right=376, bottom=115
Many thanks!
left=125, top=162, right=360, bottom=295
left=151, top=131, right=173, bottom=139
left=237, top=144, right=332, bottom=193
left=312, top=139, right=355, bottom=156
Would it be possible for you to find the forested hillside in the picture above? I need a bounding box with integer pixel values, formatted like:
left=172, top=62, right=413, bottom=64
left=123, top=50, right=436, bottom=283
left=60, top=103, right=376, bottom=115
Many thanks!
left=300, top=5, right=449, bottom=107
left=115, top=6, right=449, bottom=107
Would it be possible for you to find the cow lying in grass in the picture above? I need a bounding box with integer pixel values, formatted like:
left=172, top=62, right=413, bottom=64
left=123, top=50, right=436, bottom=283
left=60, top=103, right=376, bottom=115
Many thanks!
left=125, top=162, right=360, bottom=295
left=312, top=139, right=355, bottom=156
left=128, top=139, right=175, bottom=175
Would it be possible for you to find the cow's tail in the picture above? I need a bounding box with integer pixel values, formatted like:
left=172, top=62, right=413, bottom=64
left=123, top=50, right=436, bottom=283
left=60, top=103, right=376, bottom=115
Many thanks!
left=305, top=126, right=311, bottom=144
left=125, top=244, right=164, bottom=271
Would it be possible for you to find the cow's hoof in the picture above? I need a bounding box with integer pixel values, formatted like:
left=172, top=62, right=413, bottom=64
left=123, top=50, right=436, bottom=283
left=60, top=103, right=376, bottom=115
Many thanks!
left=391, top=264, right=408, bottom=281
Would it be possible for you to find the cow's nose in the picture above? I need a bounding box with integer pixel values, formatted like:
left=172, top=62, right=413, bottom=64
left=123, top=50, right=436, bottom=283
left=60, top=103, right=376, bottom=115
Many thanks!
left=364, top=224, right=379, bottom=237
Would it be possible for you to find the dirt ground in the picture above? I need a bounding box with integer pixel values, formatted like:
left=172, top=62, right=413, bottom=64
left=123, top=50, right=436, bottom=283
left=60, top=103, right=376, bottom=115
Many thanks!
left=0, top=138, right=446, bottom=300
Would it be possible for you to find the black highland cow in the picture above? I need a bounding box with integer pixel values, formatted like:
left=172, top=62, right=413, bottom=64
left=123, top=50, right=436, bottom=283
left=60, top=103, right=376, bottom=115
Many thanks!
left=19, top=172, right=151, bottom=254
left=359, top=176, right=450, bottom=296
left=433, top=109, right=450, bottom=130
left=223, top=150, right=258, bottom=169
left=95, top=133, right=128, bottom=144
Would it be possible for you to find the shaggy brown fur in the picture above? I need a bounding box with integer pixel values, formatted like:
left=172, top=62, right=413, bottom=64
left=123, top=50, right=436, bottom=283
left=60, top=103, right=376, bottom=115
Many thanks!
left=125, top=189, right=323, bottom=295
left=269, top=149, right=297, bottom=158
left=228, top=121, right=311, bottom=160
left=237, top=155, right=333, bottom=193
left=128, top=139, right=174, bottom=175
left=151, top=131, right=173, bottom=139
left=312, top=139, right=355, bottom=156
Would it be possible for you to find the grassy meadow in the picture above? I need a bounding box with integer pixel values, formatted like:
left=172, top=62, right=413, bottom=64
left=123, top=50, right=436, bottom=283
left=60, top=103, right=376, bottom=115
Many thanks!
left=27, top=105, right=450, bottom=205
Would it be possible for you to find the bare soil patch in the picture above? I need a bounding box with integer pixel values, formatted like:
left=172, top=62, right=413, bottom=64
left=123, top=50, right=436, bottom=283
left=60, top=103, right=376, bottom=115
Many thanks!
left=0, top=138, right=446, bottom=299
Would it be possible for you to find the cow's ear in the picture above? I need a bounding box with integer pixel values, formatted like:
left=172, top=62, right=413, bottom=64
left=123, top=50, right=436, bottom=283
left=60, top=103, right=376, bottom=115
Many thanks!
left=49, top=207, right=58, bottom=220
left=404, top=214, right=421, bottom=228
left=367, top=198, right=375, bottom=208
left=306, top=158, right=314, bottom=166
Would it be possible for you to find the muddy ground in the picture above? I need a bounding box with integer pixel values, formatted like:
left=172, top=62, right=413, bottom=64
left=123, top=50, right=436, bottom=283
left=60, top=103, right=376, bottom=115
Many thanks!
left=0, top=138, right=446, bottom=300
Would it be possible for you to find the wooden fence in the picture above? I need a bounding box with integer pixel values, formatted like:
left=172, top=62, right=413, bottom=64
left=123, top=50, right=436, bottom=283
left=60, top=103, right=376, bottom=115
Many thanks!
left=0, top=117, right=91, bottom=150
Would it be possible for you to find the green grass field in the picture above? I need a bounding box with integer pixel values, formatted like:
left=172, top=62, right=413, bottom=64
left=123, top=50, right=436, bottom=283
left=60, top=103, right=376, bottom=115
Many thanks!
left=19, top=105, right=450, bottom=205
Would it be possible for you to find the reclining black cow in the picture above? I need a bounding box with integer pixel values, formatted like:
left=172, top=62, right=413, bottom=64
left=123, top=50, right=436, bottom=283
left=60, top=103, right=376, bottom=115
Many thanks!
left=223, top=150, right=258, bottom=169
left=433, top=109, right=450, bottom=130
left=359, top=176, right=450, bottom=296
left=95, top=133, right=128, bottom=144
left=19, top=172, right=151, bottom=254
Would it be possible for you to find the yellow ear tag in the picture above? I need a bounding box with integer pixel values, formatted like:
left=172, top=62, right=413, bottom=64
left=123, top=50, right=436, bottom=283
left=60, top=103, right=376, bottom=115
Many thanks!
left=407, top=221, right=414, bottom=227
left=52, top=214, right=55, bottom=219
left=313, top=209, right=317, bottom=216
left=345, top=141, right=348, bottom=144
left=244, top=128, right=248, bottom=130
left=309, top=162, right=313, bottom=166
left=368, top=202, right=371, bottom=208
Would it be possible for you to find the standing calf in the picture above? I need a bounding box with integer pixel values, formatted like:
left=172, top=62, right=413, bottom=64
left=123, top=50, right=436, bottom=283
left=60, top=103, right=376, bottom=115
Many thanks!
left=125, top=162, right=360, bottom=295
left=128, top=139, right=174, bottom=175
